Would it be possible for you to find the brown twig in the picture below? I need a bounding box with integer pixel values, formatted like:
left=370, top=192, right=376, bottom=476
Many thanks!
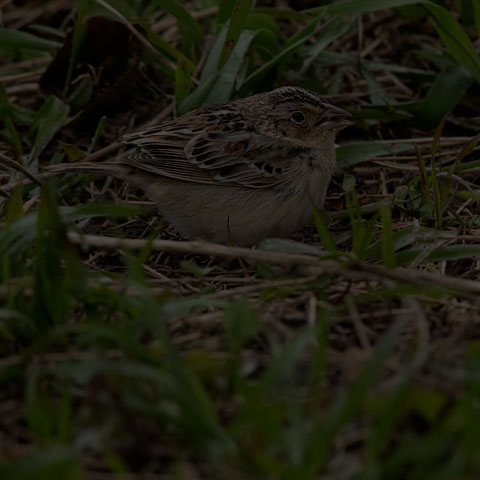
left=0, top=152, right=43, bottom=187
left=66, top=232, right=480, bottom=298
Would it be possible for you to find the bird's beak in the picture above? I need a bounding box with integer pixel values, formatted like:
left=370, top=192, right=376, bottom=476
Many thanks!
left=318, top=103, right=352, bottom=130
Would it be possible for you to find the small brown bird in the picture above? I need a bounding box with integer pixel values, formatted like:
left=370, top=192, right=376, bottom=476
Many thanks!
left=48, top=87, right=351, bottom=246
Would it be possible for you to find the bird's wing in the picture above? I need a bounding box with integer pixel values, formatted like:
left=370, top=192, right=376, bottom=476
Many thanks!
left=118, top=111, right=298, bottom=189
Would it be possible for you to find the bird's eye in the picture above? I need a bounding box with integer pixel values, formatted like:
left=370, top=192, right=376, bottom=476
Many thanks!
left=291, top=111, right=306, bottom=124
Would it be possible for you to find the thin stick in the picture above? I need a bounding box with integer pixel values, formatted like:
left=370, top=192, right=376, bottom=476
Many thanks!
left=67, top=232, right=338, bottom=268
left=0, top=152, right=43, bottom=187
left=67, top=232, right=480, bottom=297
left=82, top=141, right=122, bottom=163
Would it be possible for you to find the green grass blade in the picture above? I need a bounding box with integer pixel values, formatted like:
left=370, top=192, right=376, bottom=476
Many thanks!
left=430, top=116, right=447, bottom=228
left=335, top=141, right=412, bottom=168
left=323, top=0, right=433, bottom=14
left=303, top=317, right=405, bottom=473
left=456, top=134, right=480, bottom=163
left=5, top=186, right=24, bottom=226
left=88, top=116, right=107, bottom=154
left=363, top=68, right=395, bottom=105
left=431, top=113, right=447, bottom=161
left=175, top=59, right=194, bottom=105
left=65, top=0, right=89, bottom=93
left=0, top=27, right=62, bottom=52
left=431, top=168, right=442, bottom=229
left=475, top=0, right=480, bottom=36
left=423, top=4, right=480, bottom=84
left=412, top=65, right=474, bottom=129
left=415, top=144, right=430, bottom=206
left=61, top=143, right=87, bottom=162
left=0, top=446, right=82, bottom=480
left=396, top=244, right=480, bottom=266
left=206, top=29, right=258, bottom=104
left=218, top=0, right=255, bottom=69
left=148, top=30, right=196, bottom=70
left=152, top=0, right=203, bottom=57
left=242, top=13, right=323, bottom=90
left=178, top=73, right=218, bottom=114
left=217, top=0, right=237, bottom=26
left=27, top=96, right=70, bottom=166
left=302, top=15, right=356, bottom=73
left=379, top=204, right=396, bottom=268
left=224, top=298, right=261, bottom=389
left=365, top=225, right=457, bottom=259
left=199, top=27, right=228, bottom=83
left=312, top=205, right=337, bottom=252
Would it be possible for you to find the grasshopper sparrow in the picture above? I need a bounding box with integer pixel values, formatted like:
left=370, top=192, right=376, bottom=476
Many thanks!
left=49, top=87, right=351, bottom=245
